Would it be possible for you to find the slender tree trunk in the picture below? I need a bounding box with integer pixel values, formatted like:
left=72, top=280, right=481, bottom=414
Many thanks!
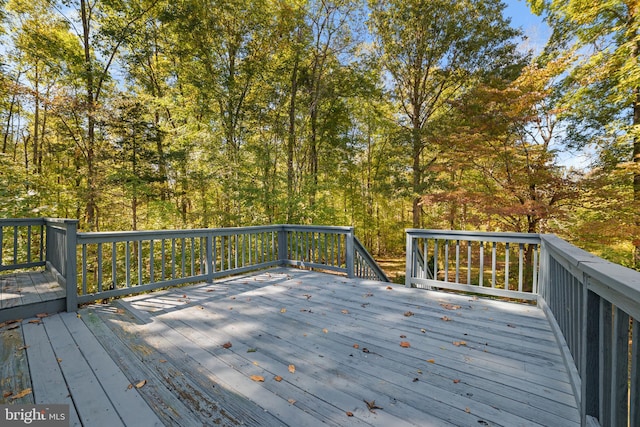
left=633, top=84, right=640, bottom=269
left=412, top=125, right=422, bottom=228
left=287, top=54, right=299, bottom=223
left=33, top=64, right=39, bottom=174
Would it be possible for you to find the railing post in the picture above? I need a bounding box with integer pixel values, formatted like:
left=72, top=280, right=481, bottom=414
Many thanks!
left=581, top=284, right=600, bottom=425
left=65, top=220, right=78, bottom=313
left=277, top=226, right=289, bottom=266
left=345, top=228, right=354, bottom=278
left=405, top=232, right=414, bottom=288
left=205, top=233, right=213, bottom=283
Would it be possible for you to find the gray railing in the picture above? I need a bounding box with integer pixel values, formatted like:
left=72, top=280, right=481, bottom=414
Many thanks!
left=0, top=218, right=47, bottom=271
left=75, top=224, right=388, bottom=305
left=406, top=229, right=640, bottom=427
left=354, top=236, right=390, bottom=282
left=405, top=229, right=540, bottom=301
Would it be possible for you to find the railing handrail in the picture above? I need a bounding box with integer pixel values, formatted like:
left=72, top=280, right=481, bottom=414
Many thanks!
left=354, top=236, right=390, bottom=282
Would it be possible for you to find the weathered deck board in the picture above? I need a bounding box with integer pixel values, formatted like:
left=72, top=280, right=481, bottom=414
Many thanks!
left=3, top=268, right=581, bottom=426
left=0, top=271, right=64, bottom=309
left=0, top=323, right=33, bottom=404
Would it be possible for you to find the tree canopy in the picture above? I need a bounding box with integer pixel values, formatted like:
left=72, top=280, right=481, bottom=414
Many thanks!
left=0, top=0, right=637, bottom=268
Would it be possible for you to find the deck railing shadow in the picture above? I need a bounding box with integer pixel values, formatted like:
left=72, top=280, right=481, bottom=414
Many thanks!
left=405, top=229, right=640, bottom=427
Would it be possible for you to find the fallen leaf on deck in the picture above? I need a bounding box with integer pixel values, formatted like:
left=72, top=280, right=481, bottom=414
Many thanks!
left=17, top=345, right=29, bottom=351
left=274, top=376, right=282, bottom=382
left=478, top=420, right=489, bottom=425
left=76, top=313, right=81, bottom=318
left=453, top=341, right=467, bottom=347
left=362, top=348, right=370, bottom=353
left=353, top=344, right=359, bottom=349
left=412, top=377, right=419, bottom=382
left=507, top=324, right=516, bottom=328
left=465, top=407, right=471, bottom=413
left=346, top=411, right=354, bottom=417
left=417, top=369, right=422, bottom=374
left=280, top=308, right=287, bottom=313
left=288, top=364, right=295, bottom=373
left=288, top=399, right=296, bottom=405
left=386, top=286, right=393, bottom=290
left=28, top=319, right=41, bottom=324
left=3, top=391, right=12, bottom=398
left=364, top=293, right=374, bottom=298
left=253, top=361, right=259, bottom=366
left=159, top=359, right=167, bottom=363
left=247, top=348, right=257, bottom=353
left=36, top=313, right=48, bottom=318
left=427, top=359, right=435, bottom=363
left=322, top=328, right=328, bottom=334
left=222, top=341, right=233, bottom=349
left=404, top=311, right=414, bottom=317
left=7, top=324, right=20, bottom=330
left=441, top=316, right=452, bottom=321
left=364, top=399, right=383, bottom=413
left=10, top=388, right=32, bottom=400
left=421, top=328, right=427, bottom=333
left=341, top=309, right=349, bottom=314
left=56, top=358, right=62, bottom=363
left=440, top=303, right=461, bottom=310
left=400, top=341, right=411, bottom=348
left=303, top=294, right=312, bottom=300
left=453, top=379, right=460, bottom=384
left=135, top=380, right=147, bottom=389
left=250, top=375, right=264, bottom=382
left=400, top=335, right=406, bottom=338
left=206, top=289, right=215, bottom=292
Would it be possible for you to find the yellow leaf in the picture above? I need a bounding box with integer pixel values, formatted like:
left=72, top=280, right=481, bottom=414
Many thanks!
left=288, top=364, right=295, bottom=374
left=280, top=308, right=287, bottom=313
left=250, top=375, right=265, bottom=382
left=427, top=359, right=435, bottom=363
left=76, top=313, right=81, bottom=318
left=135, top=380, right=147, bottom=389
left=10, top=388, right=32, bottom=400
left=453, top=341, right=467, bottom=347
left=322, top=328, right=328, bottom=334
left=159, top=359, right=167, bottom=363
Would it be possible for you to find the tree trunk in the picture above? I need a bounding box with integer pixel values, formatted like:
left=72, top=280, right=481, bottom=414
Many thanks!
left=287, top=54, right=299, bottom=223
left=412, top=126, right=422, bottom=228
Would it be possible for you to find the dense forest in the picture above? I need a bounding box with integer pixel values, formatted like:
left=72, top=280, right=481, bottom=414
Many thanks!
left=0, top=0, right=638, bottom=269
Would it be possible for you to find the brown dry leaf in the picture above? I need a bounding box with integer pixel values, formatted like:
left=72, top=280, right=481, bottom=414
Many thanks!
left=288, top=364, right=295, bottom=374
left=17, top=345, right=29, bottom=351
left=127, top=384, right=133, bottom=390
left=452, top=341, right=467, bottom=347
left=465, top=407, right=471, bottom=414
left=386, top=286, right=393, bottom=290
left=507, top=324, right=516, bottom=328
left=441, top=316, right=452, bottom=322
left=399, top=341, right=411, bottom=348
left=440, top=303, right=461, bottom=310
left=288, top=399, right=296, bottom=405
left=56, top=358, right=62, bottom=363
left=206, top=289, right=215, bottom=292
left=421, top=328, right=427, bottom=333
left=7, top=324, right=20, bottom=330
left=322, top=328, right=328, bottom=334
left=10, top=388, right=32, bottom=400
left=364, top=399, right=383, bottom=413
left=36, top=313, right=48, bottom=318
left=303, top=294, right=312, bottom=300
left=274, top=376, right=283, bottom=382
left=3, top=391, right=12, bottom=398
left=222, top=341, right=233, bottom=349
left=427, top=359, right=435, bottom=364
left=453, top=379, right=461, bottom=384
left=159, top=359, right=167, bottom=363
left=353, top=344, right=359, bottom=349
left=404, top=311, right=414, bottom=317
left=28, top=319, right=41, bottom=324
left=346, top=411, right=354, bottom=417
left=341, top=309, right=349, bottom=314
left=135, top=380, right=147, bottom=389
left=400, top=334, right=407, bottom=338
left=250, top=375, right=265, bottom=382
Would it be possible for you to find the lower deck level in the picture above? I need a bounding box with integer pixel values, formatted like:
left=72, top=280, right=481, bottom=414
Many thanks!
left=1, top=268, right=579, bottom=426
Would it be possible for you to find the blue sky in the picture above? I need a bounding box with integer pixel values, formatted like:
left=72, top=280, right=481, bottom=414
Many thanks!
left=504, top=0, right=551, bottom=54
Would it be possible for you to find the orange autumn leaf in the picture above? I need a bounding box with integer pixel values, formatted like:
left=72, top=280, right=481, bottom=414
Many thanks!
left=353, top=344, right=359, bottom=349
left=222, top=341, right=232, bottom=349
left=135, top=380, right=147, bottom=389
left=453, top=341, right=467, bottom=347
left=400, top=341, right=411, bottom=348
left=36, top=313, right=48, bottom=318
left=280, top=308, right=287, bottom=313
left=250, top=375, right=265, bottom=382
left=274, top=376, right=283, bottom=382
left=341, top=309, right=349, bottom=314
left=346, top=411, right=354, bottom=417
left=288, top=364, right=295, bottom=374
left=453, top=379, right=461, bottom=384
left=322, top=328, right=328, bottom=334
left=427, top=359, right=435, bottom=363
left=386, top=286, right=393, bottom=290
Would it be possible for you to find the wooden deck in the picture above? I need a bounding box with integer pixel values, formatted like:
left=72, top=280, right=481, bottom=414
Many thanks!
left=0, top=271, right=66, bottom=323
left=0, top=268, right=580, bottom=426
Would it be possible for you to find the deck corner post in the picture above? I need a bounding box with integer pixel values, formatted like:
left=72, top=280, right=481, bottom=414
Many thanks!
left=205, top=233, right=214, bottom=283
left=277, top=226, right=289, bottom=267
left=405, top=232, right=414, bottom=288
left=581, top=283, right=600, bottom=426
left=64, top=219, right=79, bottom=313
left=346, top=228, right=355, bottom=278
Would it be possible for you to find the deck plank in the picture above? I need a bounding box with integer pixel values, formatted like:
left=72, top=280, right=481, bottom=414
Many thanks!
left=0, top=323, right=33, bottom=404
left=22, top=320, right=81, bottom=426
left=43, top=314, right=125, bottom=427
